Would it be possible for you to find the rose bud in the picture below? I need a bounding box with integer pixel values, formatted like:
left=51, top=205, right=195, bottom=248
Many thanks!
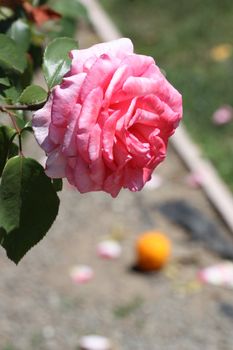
left=33, top=38, right=182, bottom=197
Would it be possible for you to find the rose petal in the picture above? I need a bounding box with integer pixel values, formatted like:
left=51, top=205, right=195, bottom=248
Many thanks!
left=70, top=265, right=94, bottom=284
left=51, top=73, right=86, bottom=127
left=97, top=240, right=122, bottom=259
left=69, top=38, right=133, bottom=74
left=32, top=97, right=55, bottom=153
left=79, top=335, right=111, bottom=350
left=88, top=124, right=105, bottom=187
left=198, top=262, right=233, bottom=287
left=45, top=147, right=66, bottom=178
left=212, top=105, right=233, bottom=125
left=80, top=54, right=117, bottom=102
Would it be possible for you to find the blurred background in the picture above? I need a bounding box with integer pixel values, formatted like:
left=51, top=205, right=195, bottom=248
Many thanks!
left=0, top=1, right=233, bottom=349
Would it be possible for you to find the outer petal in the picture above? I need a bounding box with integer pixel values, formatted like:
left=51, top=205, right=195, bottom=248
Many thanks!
left=123, top=166, right=145, bottom=192
left=51, top=73, right=86, bottom=127
left=45, top=147, right=66, bottom=178
left=103, top=171, right=124, bottom=197
left=69, top=38, right=133, bottom=75
left=32, top=97, right=55, bottom=153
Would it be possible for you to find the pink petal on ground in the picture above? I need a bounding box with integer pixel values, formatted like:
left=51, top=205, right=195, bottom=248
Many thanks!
left=185, top=172, right=203, bottom=189
left=198, top=262, right=233, bottom=288
left=70, top=265, right=94, bottom=284
left=79, top=335, right=112, bottom=350
left=212, top=105, right=233, bottom=125
left=97, top=240, right=122, bottom=259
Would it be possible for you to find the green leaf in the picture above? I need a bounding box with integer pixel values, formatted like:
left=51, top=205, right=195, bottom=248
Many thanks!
left=0, top=126, right=18, bottom=177
left=20, top=56, right=33, bottom=89
left=7, top=19, right=31, bottom=52
left=52, top=178, right=63, bottom=192
left=43, top=37, right=78, bottom=89
left=0, top=77, right=10, bottom=87
left=21, top=120, right=33, bottom=134
left=49, top=0, right=88, bottom=19
left=14, top=111, right=28, bottom=129
left=0, top=156, right=60, bottom=263
left=19, top=85, right=48, bottom=106
left=3, top=85, right=22, bottom=103
left=0, top=34, right=27, bottom=74
left=8, top=143, right=18, bottom=159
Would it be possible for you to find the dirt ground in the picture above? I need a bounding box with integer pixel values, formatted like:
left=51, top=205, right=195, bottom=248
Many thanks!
left=0, top=23, right=233, bottom=350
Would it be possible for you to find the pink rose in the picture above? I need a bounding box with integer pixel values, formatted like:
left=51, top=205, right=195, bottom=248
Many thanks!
left=33, top=38, right=182, bottom=197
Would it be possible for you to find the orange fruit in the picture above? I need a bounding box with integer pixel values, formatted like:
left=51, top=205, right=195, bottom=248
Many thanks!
left=136, top=231, right=171, bottom=271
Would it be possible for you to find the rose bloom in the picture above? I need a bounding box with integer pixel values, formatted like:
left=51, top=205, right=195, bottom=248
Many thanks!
left=33, top=38, right=182, bottom=197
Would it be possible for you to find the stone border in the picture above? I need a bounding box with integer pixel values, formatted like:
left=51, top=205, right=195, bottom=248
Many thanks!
left=81, top=0, right=233, bottom=233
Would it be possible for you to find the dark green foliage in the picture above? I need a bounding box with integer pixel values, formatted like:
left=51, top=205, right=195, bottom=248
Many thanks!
left=19, top=85, right=48, bottom=107
left=0, top=34, right=27, bottom=74
left=43, top=37, right=78, bottom=89
left=0, top=157, right=60, bottom=263
left=0, top=125, right=18, bottom=176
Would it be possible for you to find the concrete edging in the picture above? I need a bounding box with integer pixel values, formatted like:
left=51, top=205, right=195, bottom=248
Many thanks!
left=81, top=0, right=233, bottom=233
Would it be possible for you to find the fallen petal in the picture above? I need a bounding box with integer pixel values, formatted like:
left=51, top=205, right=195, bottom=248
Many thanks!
left=185, top=172, right=203, bottom=188
left=212, top=105, right=233, bottom=125
left=79, top=335, right=112, bottom=350
left=198, top=262, right=233, bottom=288
left=97, top=240, right=122, bottom=259
left=70, top=265, right=94, bottom=284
